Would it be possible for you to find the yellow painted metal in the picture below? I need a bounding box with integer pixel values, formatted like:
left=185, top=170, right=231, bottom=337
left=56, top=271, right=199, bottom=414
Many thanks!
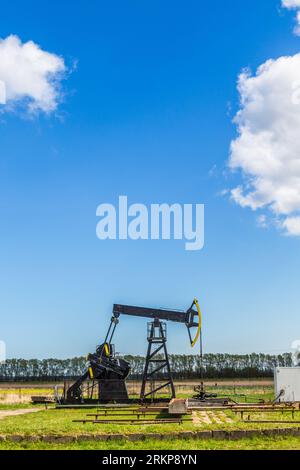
left=104, top=343, right=110, bottom=357
left=88, top=367, right=94, bottom=379
left=191, top=298, right=202, bottom=348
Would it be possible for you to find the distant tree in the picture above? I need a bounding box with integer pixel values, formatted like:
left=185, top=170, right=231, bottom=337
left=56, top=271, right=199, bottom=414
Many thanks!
left=0, top=353, right=293, bottom=381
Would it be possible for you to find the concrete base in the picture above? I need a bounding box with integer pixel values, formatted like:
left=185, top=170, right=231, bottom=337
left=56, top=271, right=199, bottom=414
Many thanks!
left=168, top=399, right=188, bottom=415
left=187, top=398, right=229, bottom=408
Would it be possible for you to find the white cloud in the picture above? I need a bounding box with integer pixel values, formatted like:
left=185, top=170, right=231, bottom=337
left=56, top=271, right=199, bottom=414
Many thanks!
left=257, top=214, right=268, bottom=229
left=282, top=216, right=300, bottom=235
left=0, top=35, right=66, bottom=114
left=282, top=0, right=300, bottom=8
left=229, top=53, right=300, bottom=236
left=282, top=0, right=300, bottom=35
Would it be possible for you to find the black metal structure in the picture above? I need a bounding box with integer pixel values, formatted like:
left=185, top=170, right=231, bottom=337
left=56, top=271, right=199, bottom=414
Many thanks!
left=66, top=344, right=130, bottom=403
left=66, top=316, right=130, bottom=403
left=113, top=303, right=200, bottom=347
left=140, top=320, right=175, bottom=401
left=64, top=300, right=201, bottom=404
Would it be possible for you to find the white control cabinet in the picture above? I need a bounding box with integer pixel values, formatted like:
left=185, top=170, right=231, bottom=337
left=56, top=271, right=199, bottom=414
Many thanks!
left=274, top=368, right=300, bottom=402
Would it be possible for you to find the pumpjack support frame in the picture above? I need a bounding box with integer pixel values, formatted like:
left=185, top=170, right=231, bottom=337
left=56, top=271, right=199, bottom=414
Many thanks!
left=140, top=320, right=176, bottom=402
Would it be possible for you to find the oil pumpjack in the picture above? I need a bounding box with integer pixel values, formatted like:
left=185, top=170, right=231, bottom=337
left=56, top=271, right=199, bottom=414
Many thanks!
left=65, top=299, right=202, bottom=403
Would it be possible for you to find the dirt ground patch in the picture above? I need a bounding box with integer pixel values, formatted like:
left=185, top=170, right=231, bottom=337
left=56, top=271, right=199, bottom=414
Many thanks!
left=0, top=408, right=42, bottom=420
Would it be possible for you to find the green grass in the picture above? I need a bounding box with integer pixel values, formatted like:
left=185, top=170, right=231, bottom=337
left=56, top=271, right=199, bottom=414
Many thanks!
left=1, top=436, right=300, bottom=450
left=1, top=407, right=300, bottom=437
left=0, top=408, right=196, bottom=435
left=1, top=382, right=298, bottom=452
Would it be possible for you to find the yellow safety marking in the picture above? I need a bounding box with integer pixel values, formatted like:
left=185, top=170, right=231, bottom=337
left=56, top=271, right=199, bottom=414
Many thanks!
left=88, top=367, right=94, bottom=379
left=104, top=343, right=110, bottom=357
left=191, top=298, right=202, bottom=348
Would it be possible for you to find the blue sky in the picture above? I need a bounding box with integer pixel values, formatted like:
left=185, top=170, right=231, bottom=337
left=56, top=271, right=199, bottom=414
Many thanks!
left=1, top=0, right=300, bottom=359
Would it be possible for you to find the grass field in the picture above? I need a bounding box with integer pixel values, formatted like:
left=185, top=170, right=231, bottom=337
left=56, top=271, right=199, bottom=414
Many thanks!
left=1, top=380, right=299, bottom=450
left=1, top=406, right=300, bottom=434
